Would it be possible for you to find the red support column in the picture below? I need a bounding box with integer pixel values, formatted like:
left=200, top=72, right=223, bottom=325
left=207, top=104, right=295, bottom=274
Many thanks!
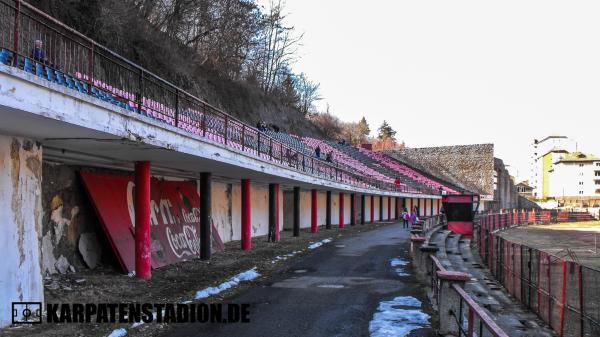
left=135, top=161, right=151, bottom=280
left=311, top=189, right=318, bottom=233
left=276, top=184, right=280, bottom=241
left=370, top=195, right=375, bottom=223
left=339, top=192, right=345, bottom=228
left=387, top=197, right=391, bottom=220
left=241, top=179, right=252, bottom=250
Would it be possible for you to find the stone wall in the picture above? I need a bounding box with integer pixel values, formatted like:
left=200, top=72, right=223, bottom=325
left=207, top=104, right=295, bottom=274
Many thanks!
left=389, top=144, right=495, bottom=195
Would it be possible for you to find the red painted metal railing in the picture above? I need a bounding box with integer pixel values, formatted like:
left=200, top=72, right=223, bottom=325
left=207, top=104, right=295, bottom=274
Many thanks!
left=475, top=210, right=600, bottom=337
left=429, top=255, right=509, bottom=337
left=0, top=0, right=433, bottom=194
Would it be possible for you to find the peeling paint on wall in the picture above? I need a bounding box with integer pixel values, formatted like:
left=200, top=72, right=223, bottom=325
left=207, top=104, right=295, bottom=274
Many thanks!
left=0, top=135, right=43, bottom=328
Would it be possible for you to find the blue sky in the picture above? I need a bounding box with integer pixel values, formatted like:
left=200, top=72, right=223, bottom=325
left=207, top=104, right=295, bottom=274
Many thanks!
left=259, top=0, right=600, bottom=181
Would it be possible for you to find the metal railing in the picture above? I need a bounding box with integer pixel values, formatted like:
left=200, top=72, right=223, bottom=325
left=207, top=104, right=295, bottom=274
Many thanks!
left=429, top=255, right=509, bottom=337
left=0, top=0, right=436, bottom=194
left=475, top=210, right=600, bottom=337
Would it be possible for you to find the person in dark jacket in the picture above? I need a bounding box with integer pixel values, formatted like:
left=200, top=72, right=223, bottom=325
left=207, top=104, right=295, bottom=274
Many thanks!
left=31, top=39, right=48, bottom=64
left=315, top=146, right=321, bottom=158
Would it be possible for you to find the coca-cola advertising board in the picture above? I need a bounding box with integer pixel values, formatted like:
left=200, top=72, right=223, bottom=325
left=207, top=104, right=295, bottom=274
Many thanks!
left=80, top=172, right=223, bottom=273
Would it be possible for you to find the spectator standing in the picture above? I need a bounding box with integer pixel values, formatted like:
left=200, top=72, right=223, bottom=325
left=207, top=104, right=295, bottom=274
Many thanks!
left=402, top=207, right=410, bottom=228
left=315, top=146, right=321, bottom=158
left=31, top=39, right=48, bottom=64
left=410, top=208, right=418, bottom=226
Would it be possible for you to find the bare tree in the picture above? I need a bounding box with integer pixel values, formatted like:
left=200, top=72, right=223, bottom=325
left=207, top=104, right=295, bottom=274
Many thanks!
left=295, top=73, right=321, bottom=115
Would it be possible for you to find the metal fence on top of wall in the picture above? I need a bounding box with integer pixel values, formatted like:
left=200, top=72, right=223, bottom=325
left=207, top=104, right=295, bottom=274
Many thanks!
left=0, top=0, right=441, bottom=194
left=475, top=210, right=600, bottom=337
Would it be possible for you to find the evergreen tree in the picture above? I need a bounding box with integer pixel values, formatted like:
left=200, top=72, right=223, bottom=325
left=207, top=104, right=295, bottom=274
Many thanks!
left=377, top=120, right=396, bottom=140
left=356, top=117, right=370, bottom=143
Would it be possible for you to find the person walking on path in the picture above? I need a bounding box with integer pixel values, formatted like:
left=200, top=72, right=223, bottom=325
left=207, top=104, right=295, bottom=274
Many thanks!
left=402, top=208, right=410, bottom=228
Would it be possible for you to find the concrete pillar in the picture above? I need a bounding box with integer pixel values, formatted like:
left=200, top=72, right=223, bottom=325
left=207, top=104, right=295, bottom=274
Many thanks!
left=370, top=195, right=375, bottom=223
left=326, top=191, right=332, bottom=229
left=379, top=195, right=384, bottom=221
left=200, top=172, right=212, bottom=259
left=437, top=271, right=472, bottom=336
left=410, top=236, right=427, bottom=280
left=430, top=198, right=434, bottom=217
left=241, top=179, right=252, bottom=250
left=360, top=194, right=366, bottom=224
left=0, top=137, right=43, bottom=327
left=268, top=183, right=279, bottom=242
left=293, top=187, right=300, bottom=236
left=339, top=192, right=345, bottom=228
left=350, top=193, right=356, bottom=226
left=135, top=161, right=151, bottom=279
left=419, top=245, right=439, bottom=277
left=311, top=189, right=318, bottom=233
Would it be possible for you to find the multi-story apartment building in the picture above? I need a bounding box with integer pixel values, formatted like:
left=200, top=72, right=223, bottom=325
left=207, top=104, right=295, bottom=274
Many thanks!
left=548, top=152, right=600, bottom=205
left=530, top=135, right=576, bottom=198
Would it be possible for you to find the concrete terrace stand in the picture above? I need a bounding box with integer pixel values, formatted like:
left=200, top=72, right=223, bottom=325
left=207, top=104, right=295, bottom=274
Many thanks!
left=0, top=62, right=443, bottom=327
left=412, top=220, right=557, bottom=337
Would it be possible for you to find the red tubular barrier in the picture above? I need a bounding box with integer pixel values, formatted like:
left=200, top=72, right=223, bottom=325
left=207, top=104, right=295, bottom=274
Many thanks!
left=339, top=192, right=345, bottom=228
left=311, top=189, right=318, bottom=233
left=135, top=161, right=151, bottom=280
left=241, top=179, right=251, bottom=250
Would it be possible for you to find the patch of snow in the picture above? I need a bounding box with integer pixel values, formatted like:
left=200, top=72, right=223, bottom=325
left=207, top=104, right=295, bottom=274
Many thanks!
left=106, top=328, right=127, bottom=337
left=390, top=258, right=409, bottom=267
left=194, top=267, right=260, bottom=300
left=308, top=238, right=333, bottom=250
left=317, top=284, right=345, bottom=288
left=369, top=296, right=430, bottom=337
left=130, top=321, right=144, bottom=329
left=390, top=258, right=410, bottom=277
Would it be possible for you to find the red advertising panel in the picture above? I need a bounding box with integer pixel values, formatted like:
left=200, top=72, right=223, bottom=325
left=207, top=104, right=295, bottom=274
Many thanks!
left=80, top=172, right=223, bottom=273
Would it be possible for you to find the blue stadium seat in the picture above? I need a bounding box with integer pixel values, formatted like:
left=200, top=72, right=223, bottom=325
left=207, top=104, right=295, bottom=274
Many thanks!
left=54, top=70, right=66, bottom=86
left=64, top=74, right=76, bottom=90
left=23, top=58, right=33, bottom=73
left=45, top=67, right=54, bottom=82
left=35, top=63, right=44, bottom=77
left=0, top=49, right=11, bottom=65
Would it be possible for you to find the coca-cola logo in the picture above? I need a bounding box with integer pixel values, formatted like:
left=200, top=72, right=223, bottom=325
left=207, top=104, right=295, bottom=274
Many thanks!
left=166, top=225, right=201, bottom=258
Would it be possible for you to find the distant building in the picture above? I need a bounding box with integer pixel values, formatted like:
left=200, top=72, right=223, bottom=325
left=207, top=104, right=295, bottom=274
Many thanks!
left=515, top=181, right=534, bottom=197
left=530, top=135, right=576, bottom=198
left=548, top=152, right=600, bottom=206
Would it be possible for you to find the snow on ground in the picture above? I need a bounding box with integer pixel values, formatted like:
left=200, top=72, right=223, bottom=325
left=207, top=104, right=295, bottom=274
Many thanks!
left=195, top=267, right=260, bottom=299
left=390, top=258, right=410, bottom=277
left=271, top=250, right=303, bottom=264
left=307, top=238, right=332, bottom=250
left=106, top=328, right=127, bottom=337
left=369, top=296, right=430, bottom=337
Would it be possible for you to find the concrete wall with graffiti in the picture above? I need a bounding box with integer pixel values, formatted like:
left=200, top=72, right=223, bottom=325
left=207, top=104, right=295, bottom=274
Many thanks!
left=40, top=163, right=287, bottom=275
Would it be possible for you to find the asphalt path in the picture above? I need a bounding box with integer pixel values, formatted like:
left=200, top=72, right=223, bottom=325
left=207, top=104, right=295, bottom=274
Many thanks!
left=165, top=223, right=436, bottom=337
